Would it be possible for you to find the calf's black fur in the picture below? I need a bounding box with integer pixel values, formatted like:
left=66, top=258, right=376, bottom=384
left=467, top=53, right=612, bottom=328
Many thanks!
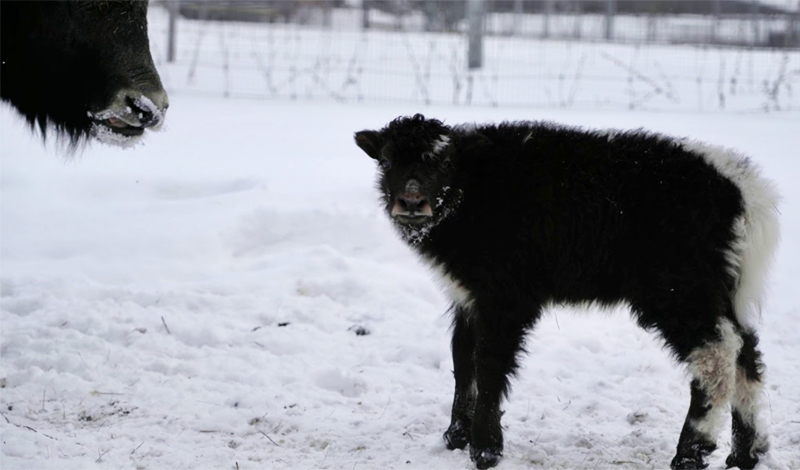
left=355, top=115, right=779, bottom=470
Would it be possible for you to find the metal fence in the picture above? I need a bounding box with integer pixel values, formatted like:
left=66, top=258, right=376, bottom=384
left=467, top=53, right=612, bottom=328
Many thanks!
left=149, top=1, right=800, bottom=112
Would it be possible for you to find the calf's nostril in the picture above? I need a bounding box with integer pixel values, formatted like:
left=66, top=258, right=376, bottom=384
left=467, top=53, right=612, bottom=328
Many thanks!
left=397, top=194, right=430, bottom=214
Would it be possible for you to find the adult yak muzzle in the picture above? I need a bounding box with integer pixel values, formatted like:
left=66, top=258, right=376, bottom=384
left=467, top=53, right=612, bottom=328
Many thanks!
left=392, top=179, right=433, bottom=224
left=90, top=87, right=169, bottom=138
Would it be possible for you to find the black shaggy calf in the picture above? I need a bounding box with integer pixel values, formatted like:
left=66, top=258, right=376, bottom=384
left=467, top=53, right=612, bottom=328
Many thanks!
left=355, top=115, right=780, bottom=470
left=1, top=0, right=168, bottom=148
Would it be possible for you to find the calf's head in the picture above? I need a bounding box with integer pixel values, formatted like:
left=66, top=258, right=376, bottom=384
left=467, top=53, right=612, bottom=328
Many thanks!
left=355, top=114, right=462, bottom=240
left=0, top=0, right=168, bottom=148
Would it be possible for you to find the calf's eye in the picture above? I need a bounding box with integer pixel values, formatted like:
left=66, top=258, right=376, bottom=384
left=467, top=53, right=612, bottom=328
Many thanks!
left=380, top=159, right=392, bottom=170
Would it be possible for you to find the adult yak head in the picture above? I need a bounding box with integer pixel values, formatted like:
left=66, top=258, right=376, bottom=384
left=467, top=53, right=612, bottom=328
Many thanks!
left=0, top=0, right=168, bottom=149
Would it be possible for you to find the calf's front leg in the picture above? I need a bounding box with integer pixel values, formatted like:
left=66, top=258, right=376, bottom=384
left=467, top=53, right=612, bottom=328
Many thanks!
left=444, top=305, right=477, bottom=450
left=468, top=303, right=537, bottom=470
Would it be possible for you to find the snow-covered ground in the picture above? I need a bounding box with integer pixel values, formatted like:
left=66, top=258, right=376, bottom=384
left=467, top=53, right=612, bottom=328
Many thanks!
left=2, top=95, right=799, bottom=470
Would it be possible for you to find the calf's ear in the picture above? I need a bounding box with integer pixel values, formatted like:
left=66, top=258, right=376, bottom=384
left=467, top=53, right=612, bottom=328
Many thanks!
left=354, top=130, right=383, bottom=160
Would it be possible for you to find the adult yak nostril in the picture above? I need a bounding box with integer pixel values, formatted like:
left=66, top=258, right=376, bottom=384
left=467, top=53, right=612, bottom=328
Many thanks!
left=126, top=90, right=168, bottom=128
left=126, top=96, right=155, bottom=127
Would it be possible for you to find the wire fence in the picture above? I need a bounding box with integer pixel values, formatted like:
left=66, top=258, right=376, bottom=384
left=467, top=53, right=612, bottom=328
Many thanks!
left=149, top=1, right=800, bottom=112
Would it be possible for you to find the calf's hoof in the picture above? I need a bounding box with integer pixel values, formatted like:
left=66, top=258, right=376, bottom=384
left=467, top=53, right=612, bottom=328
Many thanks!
left=671, top=440, right=715, bottom=470
left=726, top=437, right=767, bottom=470
left=470, top=446, right=502, bottom=470
left=671, top=450, right=712, bottom=470
left=725, top=451, right=761, bottom=470
left=443, top=421, right=470, bottom=450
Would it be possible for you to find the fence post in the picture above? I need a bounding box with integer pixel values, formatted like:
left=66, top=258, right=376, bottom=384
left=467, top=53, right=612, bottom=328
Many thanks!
left=467, top=0, right=484, bottom=70
left=791, top=1, right=800, bottom=47
left=323, top=0, right=332, bottom=29
left=646, top=13, right=656, bottom=42
left=166, top=0, right=178, bottom=63
left=712, top=0, right=721, bottom=44
left=394, top=3, right=402, bottom=31
left=362, top=1, right=370, bottom=30
left=751, top=0, right=761, bottom=47
left=543, top=0, right=553, bottom=39
left=786, top=0, right=800, bottom=47
left=605, top=0, right=616, bottom=41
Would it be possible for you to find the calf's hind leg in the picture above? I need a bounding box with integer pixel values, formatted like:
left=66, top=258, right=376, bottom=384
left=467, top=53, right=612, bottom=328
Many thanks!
left=726, top=330, right=769, bottom=470
left=668, top=318, right=743, bottom=470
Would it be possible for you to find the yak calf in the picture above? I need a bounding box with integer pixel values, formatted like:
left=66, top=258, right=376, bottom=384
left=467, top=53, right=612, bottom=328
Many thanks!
left=355, top=115, right=779, bottom=470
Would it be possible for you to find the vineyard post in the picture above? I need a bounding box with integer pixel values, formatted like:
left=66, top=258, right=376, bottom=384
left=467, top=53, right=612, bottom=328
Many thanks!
left=467, top=0, right=484, bottom=70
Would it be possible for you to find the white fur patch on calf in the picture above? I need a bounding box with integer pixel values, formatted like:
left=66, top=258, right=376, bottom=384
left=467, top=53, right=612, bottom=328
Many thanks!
left=421, top=257, right=475, bottom=314
left=733, top=365, right=764, bottom=424
left=732, top=365, right=770, bottom=454
left=432, top=135, right=451, bottom=155
left=686, top=319, right=743, bottom=440
left=680, top=139, right=781, bottom=330
left=423, top=135, right=451, bottom=160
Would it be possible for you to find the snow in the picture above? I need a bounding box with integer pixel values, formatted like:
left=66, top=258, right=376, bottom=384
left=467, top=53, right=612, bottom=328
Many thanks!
left=2, top=95, right=799, bottom=470
left=89, top=123, right=144, bottom=149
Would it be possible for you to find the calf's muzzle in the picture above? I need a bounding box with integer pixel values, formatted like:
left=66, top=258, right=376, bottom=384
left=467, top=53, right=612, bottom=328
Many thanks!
left=392, top=179, right=433, bottom=222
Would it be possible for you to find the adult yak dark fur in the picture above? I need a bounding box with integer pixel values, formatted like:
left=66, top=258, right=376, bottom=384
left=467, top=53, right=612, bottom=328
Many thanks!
left=355, top=115, right=780, bottom=470
left=0, top=0, right=168, bottom=148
